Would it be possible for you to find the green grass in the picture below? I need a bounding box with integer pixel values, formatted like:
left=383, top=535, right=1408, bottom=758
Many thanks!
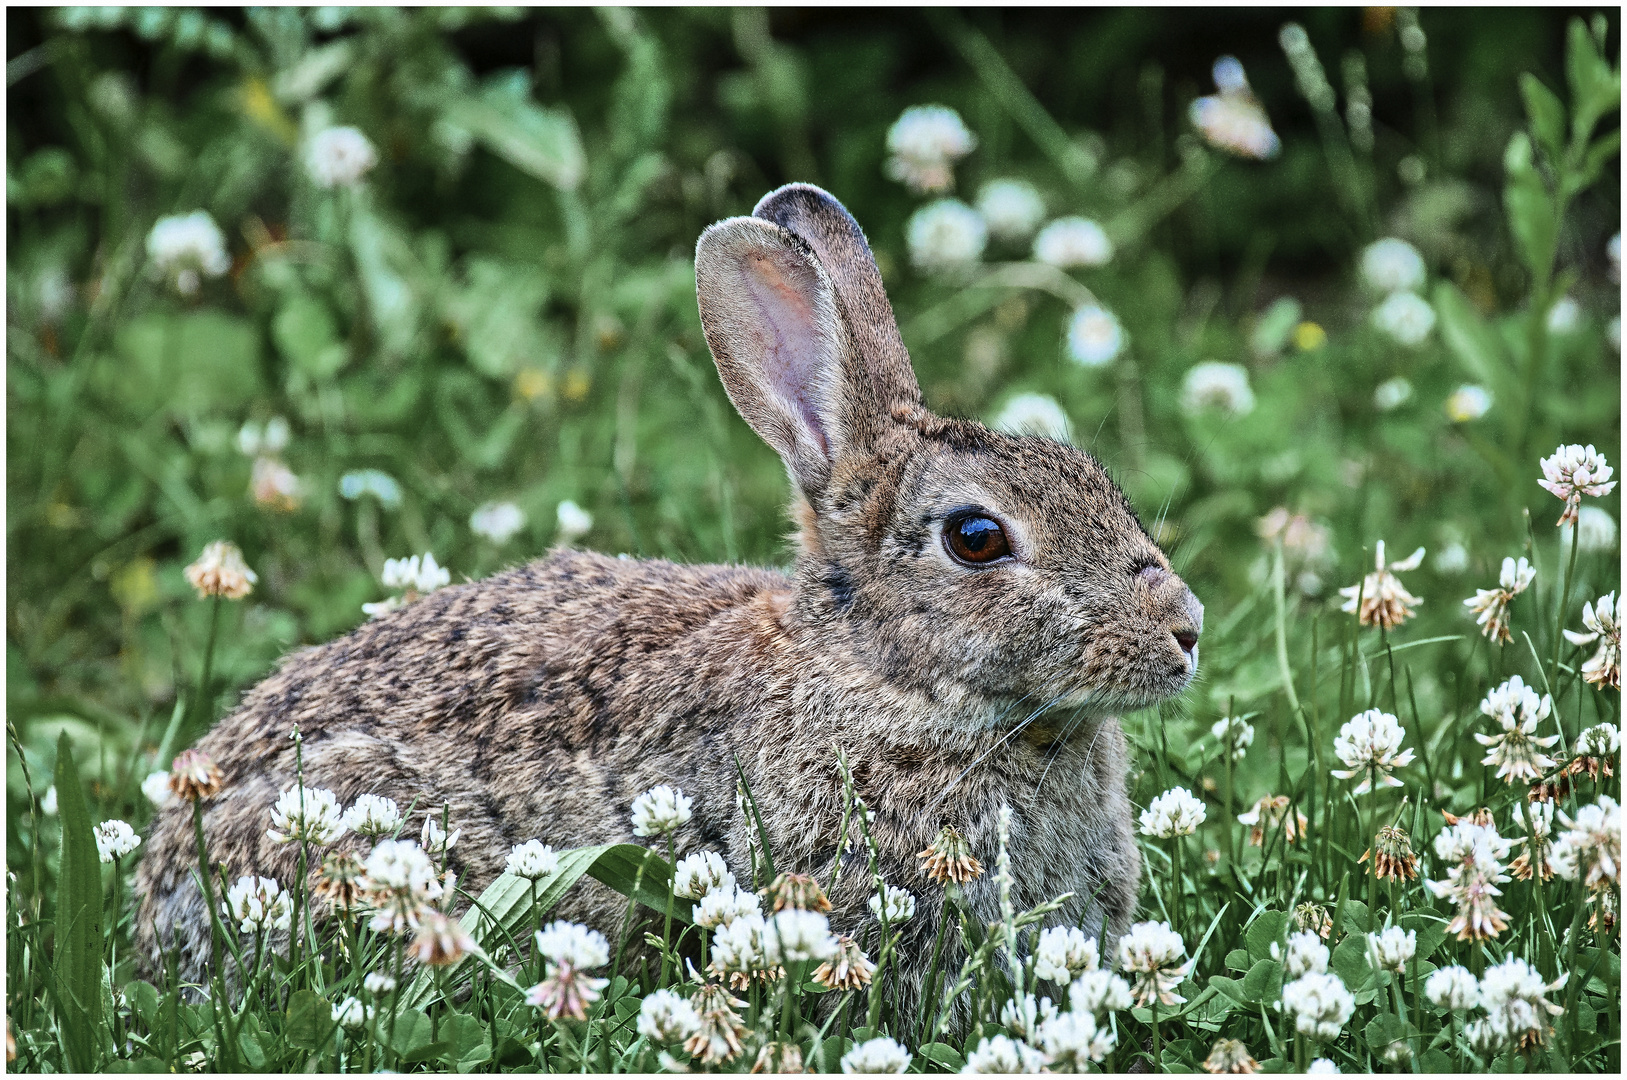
left=6, top=7, right=1621, bottom=1073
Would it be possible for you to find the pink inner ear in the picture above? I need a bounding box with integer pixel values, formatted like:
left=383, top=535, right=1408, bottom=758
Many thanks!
left=741, top=252, right=832, bottom=457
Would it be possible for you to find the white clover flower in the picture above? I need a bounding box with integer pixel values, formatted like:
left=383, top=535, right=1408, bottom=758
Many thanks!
left=1281, top=971, right=1354, bottom=1041
left=1563, top=591, right=1620, bottom=689
left=763, top=908, right=838, bottom=964
left=1463, top=556, right=1535, bottom=644
left=1033, top=217, right=1113, bottom=268
left=1477, top=956, right=1566, bottom=1045
left=378, top=553, right=450, bottom=595
left=1475, top=674, right=1559, bottom=783
left=1037, top=1008, right=1117, bottom=1068
left=673, top=850, right=734, bottom=899
left=1540, top=444, right=1617, bottom=527
left=637, top=988, right=701, bottom=1043
left=1446, top=384, right=1492, bottom=422
left=1434, top=541, right=1470, bottom=575
left=185, top=540, right=258, bottom=600
left=868, top=884, right=917, bottom=924
left=360, top=838, right=443, bottom=933
left=961, top=1033, right=1045, bottom=1074
left=364, top=972, right=397, bottom=995
left=1189, top=58, right=1280, bottom=159
left=1116, top=920, right=1188, bottom=1006
left=630, top=784, right=693, bottom=837
left=991, top=392, right=1071, bottom=442
left=1563, top=506, right=1618, bottom=555
left=1338, top=540, right=1425, bottom=629
left=266, top=784, right=347, bottom=845
left=976, top=179, right=1046, bottom=240
left=535, top=920, right=610, bottom=969
left=1138, top=786, right=1206, bottom=838
left=338, top=468, right=401, bottom=507
left=1576, top=722, right=1620, bottom=758
left=1373, top=376, right=1413, bottom=411
left=556, top=500, right=594, bottom=543
left=237, top=416, right=291, bottom=458
left=841, top=1034, right=914, bottom=1073
left=505, top=839, right=561, bottom=880
left=343, top=794, right=402, bottom=839
left=1359, top=238, right=1427, bottom=294
left=1426, top=819, right=1513, bottom=941
left=304, top=126, right=377, bottom=189
left=146, top=211, right=230, bottom=296
left=250, top=456, right=303, bottom=512
left=419, top=815, right=461, bottom=857
left=1211, top=716, right=1255, bottom=761
left=1066, top=304, right=1125, bottom=367
left=1069, top=968, right=1134, bottom=1015
left=1180, top=361, right=1255, bottom=418
left=1431, top=818, right=1513, bottom=868
left=1550, top=794, right=1621, bottom=894
left=332, top=995, right=373, bottom=1031
left=1371, top=290, right=1436, bottom=346
left=1331, top=709, right=1416, bottom=794
left=470, top=501, right=527, bottom=545
left=141, top=770, right=175, bottom=808
left=1366, top=925, right=1416, bottom=973
left=1545, top=296, right=1582, bottom=335
left=695, top=884, right=762, bottom=930
left=1033, top=926, right=1100, bottom=983
left=997, top=991, right=1053, bottom=1041
left=225, top=875, right=293, bottom=935
left=95, top=819, right=141, bottom=863
left=1425, top=965, right=1479, bottom=1010
left=1280, top=929, right=1329, bottom=978
left=710, top=910, right=772, bottom=975
left=885, top=105, right=976, bottom=194
left=1610, top=232, right=1622, bottom=281
left=906, top=199, right=987, bottom=273
left=1306, top=1058, right=1340, bottom=1073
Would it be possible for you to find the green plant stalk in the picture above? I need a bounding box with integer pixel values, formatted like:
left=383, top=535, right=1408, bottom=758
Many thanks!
left=108, top=857, right=126, bottom=1058
left=190, top=596, right=223, bottom=733
left=387, top=938, right=405, bottom=1070
left=1551, top=518, right=1581, bottom=704
left=1273, top=540, right=1302, bottom=717
left=916, top=892, right=953, bottom=1045
left=1560, top=879, right=1589, bottom=1053
left=1150, top=997, right=1161, bottom=1072
left=659, top=834, right=676, bottom=985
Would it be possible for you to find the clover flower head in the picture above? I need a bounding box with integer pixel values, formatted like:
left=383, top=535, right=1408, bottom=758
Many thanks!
left=1189, top=59, right=1280, bottom=159
left=992, top=392, right=1071, bottom=442
left=554, top=499, right=593, bottom=542
left=332, top=996, right=373, bottom=1031
left=630, top=784, right=692, bottom=837
left=1181, top=362, right=1256, bottom=418
left=1374, top=376, right=1414, bottom=412
left=919, top=824, right=984, bottom=884
left=885, top=105, right=976, bottom=194
left=1117, top=920, right=1188, bottom=1006
left=250, top=456, right=303, bottom=512
left=1033, top=925, right=1100, bottom=983
left=505, top=839, right=561, bottom=881
left=360, top=838, right=442, bottom=933
left=185, top=541, right=257, bottom=600
left=304, top=126, right=377, bottom=188
left=409, top=909, right=475, bottom=967
left=1139, top=786, right=1207, bottom=838
left=1033, top=216, right=1113, bottom=268
left=673, top=850, right=734, bottom=900
left=1202, top=1036, right=1260, bottom=1074
left=1360, top=238, right=1427, bottom=294
left=1539, top=444, right=1617, bottom=526
left=637, top=988, right=701, bottom=1043
left=470, top=501, right=526, bottom=545
left=694, top=884, right=762, bottom=930
left=1279, top=930, right=1329, bottom=978
left=763, top=908, right=839, bottom=965
left=1069, top=968, right=1134, bottom=1015
left=95, top=819, right=141, bottom=862
left=841, top=1035, right=913, bottom=1074
left=535, top=920, right=609, bottom=969
left=907, top=199, right=987, bottom=273
left=1211, top=715, right=1256, bottom=760
left=1280, top=971, right=1355, bottom=1041
left=224, top=874, right=292, bottom=935
left=168, top=748, right=224, bottom=801
left=267, top=784, right=347, bottom=845
left=1238, top=795, right=1308, bottom=846
left=997, top=991, right=1054, bottom=1041
left=147, top=211, right=230, bottom=295
left=1576, top=722, right=1620, bottom=758
left=1563, top=592, right=1620, bottom=689
left=1331, top=708, right=1416, bottom=793
left=1424, top=965, right=1480, bottom=1010
left=869, top=884, right=917, bottom=924
left=683, top=983, right=749, bottom=1064
left=1371, top=290, right=1436, bottom=346
left=976, top=178, right=1046, bottom=240
left=1478, top=956, right=1566, bottom=1047
left=1464, top=556, right=1535, bottom=643
left=812, top=932, right=874, bottom=990
left=419, top=814, right=460, bottom=857
left=1446, top=384, right=1493, bottom=422
left=1366, top=925, right=1416, bottom=972
left=140, top=770, right=175, bottom=808
left=1338, top=541, right=1424, bottom=629
left=1038, top=1008, right=1118, bottom=1068
left=1065, top=304, right=1126, bottom=367
left=961, top=1033, right=1045, bottom=1074
left=1475, top=675, right=1559, bottom=783
left=1550, top=794, right=1621, bottom=894
left=342, top=794, right=402, bottom=838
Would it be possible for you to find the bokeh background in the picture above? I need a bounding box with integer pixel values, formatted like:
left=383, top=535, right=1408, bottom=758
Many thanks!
left=7, top=6, right=1620, bottom=835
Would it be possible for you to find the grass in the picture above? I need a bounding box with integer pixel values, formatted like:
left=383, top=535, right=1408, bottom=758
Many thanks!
left=6, top=6, right=1621, bottom=1073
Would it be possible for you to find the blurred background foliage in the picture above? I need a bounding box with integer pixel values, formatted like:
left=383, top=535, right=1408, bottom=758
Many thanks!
left=5, top=7, right=1619, bottom=817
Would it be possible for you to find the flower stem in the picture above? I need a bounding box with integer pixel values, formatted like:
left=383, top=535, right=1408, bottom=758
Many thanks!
left=659, top=834, right=676, bottom=985
left=1552, top=520, right=1581, bottom=724
left=190, top=596, right=222, bottom=734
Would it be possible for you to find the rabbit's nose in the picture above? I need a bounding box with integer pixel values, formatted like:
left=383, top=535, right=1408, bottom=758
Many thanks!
left=1171, top=588, right=1203, bottom=659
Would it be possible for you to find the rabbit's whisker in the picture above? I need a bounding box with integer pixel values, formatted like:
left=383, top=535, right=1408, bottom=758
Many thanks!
left=927, top=692, right=1067, bottom=813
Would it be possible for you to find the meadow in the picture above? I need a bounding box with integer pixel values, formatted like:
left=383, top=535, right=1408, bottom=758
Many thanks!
left=5, top=7, right=1621, bottom=1073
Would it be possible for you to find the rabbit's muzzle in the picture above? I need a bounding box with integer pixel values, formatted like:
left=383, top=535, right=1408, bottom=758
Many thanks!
left=1137, top=563, right=1204, bottom=676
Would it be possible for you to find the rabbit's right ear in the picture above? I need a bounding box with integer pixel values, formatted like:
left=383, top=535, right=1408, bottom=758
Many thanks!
left=695, top=217, right=852, bottom=497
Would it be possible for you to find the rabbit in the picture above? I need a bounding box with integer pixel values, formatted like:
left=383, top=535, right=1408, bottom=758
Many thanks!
left=134, top=183, right=1203, bottom=1027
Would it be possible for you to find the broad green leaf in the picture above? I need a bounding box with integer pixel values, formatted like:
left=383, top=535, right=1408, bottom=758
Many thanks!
left=1397, top=912, right=1448, bottom=963
left=52, top=734, right=105, bottom=1074
left=1432, top=282, right=1509, bottom=392
left=389, top=1008, right=435, bottom=1056
left=1330, top=934, right=1373, bottom=991
left=443, top=1012, right=492, bottom=1069
left=107, top=311, right=263, bottom=416
left=400, top=1040, right=453, bottom=1064
left=917, top=1042, right=966, bottom=1071
left=1240, top=958, right=1282, bottom=1004
left=1518, top=74, right=1565, bottom=163
left=106, top=1059, right=170, bottom=1073
left=1245, top=909, right=1290, bottom=961
left=1363, top=1011, right=1409, bottom=1051
left=1503, top=133, right=1557, bottom=282
left=124, top=980, right=162, bottom=1032
left=1224, top=947, right=1250, bottom=973
left=272, top=292, right=347, bottom=379
left=446, top=92, right=585, bottom=191
left=283, top=988, right=336, bottom=1051
left=1566, top=16, right=1620, bottom=136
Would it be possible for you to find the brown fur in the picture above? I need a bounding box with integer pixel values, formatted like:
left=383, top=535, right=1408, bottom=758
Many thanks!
left=135, top=185, right=1202, bottom=1027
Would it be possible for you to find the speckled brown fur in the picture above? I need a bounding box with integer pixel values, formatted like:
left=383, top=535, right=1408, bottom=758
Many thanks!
left=135, top=185, right=1202, bottom=1027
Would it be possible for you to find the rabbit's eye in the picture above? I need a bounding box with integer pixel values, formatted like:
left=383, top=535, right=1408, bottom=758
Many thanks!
left=945, top=514, right=1012, bottom=565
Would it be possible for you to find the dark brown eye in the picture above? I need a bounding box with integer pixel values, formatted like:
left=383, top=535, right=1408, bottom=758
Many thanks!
left=945, top=515, right=1012, bottom=565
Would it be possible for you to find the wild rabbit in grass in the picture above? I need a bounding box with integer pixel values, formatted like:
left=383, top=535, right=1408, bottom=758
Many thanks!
left=135, top=184, right=1202, bottom=1019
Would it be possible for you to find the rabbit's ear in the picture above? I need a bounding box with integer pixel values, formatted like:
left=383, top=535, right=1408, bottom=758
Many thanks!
left=752, top=184, right=922, bottom=425
left=696, top=216, right=854, bottom=496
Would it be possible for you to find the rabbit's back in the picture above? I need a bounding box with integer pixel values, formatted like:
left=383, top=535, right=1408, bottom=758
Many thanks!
left=134, top=549, right=791, bottom=978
